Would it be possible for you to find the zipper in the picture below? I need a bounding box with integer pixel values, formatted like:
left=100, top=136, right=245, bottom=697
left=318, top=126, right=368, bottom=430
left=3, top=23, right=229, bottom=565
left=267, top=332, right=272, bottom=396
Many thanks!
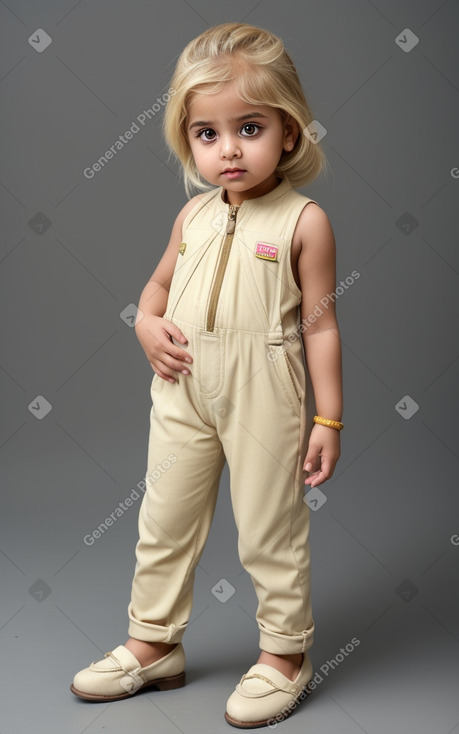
left=206, top=203, right=239, bottom=332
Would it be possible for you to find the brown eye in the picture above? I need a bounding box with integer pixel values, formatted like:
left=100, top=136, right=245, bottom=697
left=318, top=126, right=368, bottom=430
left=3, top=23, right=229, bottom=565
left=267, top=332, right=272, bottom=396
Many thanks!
left=241, top=123, right=260, bottom=136
left=197, top=129, right=216, bottom=141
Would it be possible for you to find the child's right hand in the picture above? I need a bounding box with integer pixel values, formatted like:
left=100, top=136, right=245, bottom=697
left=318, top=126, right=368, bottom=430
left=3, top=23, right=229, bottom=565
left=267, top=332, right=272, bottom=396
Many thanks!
left=135, top=315, right=192, bottom=383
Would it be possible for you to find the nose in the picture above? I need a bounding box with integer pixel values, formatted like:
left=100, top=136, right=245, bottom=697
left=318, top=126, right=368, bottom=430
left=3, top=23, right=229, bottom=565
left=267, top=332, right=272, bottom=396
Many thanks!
left=219, top=133, right=242, bottom=159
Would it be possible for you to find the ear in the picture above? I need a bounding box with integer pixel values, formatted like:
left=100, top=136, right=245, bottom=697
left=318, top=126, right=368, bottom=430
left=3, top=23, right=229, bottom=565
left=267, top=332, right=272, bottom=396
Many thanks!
left=283, top=114, right=300, bottom=152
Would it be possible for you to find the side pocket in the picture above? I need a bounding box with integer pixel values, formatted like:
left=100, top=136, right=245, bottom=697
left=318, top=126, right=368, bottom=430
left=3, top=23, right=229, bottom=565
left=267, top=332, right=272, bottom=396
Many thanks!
left=267, top=337, right=302, bottom=417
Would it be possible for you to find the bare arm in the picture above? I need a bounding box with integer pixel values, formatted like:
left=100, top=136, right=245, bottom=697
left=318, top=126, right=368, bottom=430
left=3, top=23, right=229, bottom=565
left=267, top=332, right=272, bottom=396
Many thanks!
left=295, top=203, right=343, bottom=486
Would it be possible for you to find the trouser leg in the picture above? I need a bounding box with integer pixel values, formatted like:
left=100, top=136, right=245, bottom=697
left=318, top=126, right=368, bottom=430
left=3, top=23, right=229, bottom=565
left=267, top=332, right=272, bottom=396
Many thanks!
left=218, top=337, right=314, bottom=655
left=127, top=374, right=226, bottom=643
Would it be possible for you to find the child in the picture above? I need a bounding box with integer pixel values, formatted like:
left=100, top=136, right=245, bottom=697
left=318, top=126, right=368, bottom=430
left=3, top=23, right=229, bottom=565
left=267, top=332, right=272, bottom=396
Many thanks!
left=71, top=22, right=343, bottom=729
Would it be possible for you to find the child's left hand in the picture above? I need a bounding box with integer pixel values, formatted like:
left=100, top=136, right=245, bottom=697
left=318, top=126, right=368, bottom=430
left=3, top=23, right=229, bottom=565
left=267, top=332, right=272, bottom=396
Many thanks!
left=303, top=424, right=341, bottom=488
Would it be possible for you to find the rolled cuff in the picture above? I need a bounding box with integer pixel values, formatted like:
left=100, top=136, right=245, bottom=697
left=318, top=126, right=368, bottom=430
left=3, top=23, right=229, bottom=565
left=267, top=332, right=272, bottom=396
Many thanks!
left=127, top=602, right=187, bottom=644
left=258, top=621, right=314, bottom=655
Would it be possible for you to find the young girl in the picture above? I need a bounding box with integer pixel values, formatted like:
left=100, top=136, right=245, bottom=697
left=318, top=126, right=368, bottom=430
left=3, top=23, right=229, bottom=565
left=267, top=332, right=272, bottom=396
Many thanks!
left=71, top=22, right=343, bottom=729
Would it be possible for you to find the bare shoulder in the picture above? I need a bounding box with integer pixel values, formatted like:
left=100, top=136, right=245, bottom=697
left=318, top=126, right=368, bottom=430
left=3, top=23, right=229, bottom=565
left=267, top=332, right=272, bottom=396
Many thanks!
left=293, top=201, right=333, bottom=246
left=292, top=202, right=335, bottom=264
left=291, top=202, right=335, bottom=288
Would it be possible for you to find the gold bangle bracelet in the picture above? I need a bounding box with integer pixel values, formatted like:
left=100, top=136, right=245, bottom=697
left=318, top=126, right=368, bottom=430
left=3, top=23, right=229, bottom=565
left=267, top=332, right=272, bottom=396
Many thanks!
left=313, top=415, right=344, bottom=431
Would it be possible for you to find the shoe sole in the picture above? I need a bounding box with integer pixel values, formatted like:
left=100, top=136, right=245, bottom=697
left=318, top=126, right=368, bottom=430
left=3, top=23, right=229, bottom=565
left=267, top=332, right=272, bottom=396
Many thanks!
left=70, top=670, right=186, bottom=702
left=224, top=683, right=313, bottom=728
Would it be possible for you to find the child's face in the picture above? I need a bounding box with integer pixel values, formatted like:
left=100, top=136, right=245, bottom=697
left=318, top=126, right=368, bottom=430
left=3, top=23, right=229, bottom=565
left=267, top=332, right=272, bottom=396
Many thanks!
left=186, top=82, right=297, bottom=201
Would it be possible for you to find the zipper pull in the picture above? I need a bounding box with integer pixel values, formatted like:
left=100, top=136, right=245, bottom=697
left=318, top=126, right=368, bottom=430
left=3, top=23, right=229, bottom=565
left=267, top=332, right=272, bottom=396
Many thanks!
left=226, top=204, right=239, bottom=234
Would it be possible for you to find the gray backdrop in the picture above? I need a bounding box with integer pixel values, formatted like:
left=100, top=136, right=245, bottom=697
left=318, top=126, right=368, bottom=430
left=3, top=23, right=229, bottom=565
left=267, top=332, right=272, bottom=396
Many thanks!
left=1, top=1, right=458, bottom=733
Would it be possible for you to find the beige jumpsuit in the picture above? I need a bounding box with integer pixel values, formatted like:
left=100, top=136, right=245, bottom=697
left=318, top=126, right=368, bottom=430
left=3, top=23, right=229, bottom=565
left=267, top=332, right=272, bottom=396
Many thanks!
left=127, top=176, right=319, bottom=655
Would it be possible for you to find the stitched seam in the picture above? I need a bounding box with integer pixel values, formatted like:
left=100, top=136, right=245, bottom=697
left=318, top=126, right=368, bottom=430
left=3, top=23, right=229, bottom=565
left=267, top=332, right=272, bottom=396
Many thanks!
left=238, top=240, right=269, bottom=332
left=182, top=443, right=224, bottom=584
left=107, top=652, right=142, bottom=677
left=241, top=672, right=299, bottom=696
left=198, top=331, right=225, bottom=398
left=166, top=318, right=277, bottom=336
left=285, top=200, right=318, bottom=297
left=289, top=397, right=309, bottom=636
left=282, top=349, right=302, bottom=414
left=181, top=188, right=221, bottom=233
left=168, top=230, right=220, bottom=319
left=267, top=343, right=301, bottom=418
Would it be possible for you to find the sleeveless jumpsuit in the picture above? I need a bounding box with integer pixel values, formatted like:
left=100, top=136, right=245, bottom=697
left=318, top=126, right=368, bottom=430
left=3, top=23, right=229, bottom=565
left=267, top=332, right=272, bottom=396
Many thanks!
left=127, top=176, right=319, bottom=655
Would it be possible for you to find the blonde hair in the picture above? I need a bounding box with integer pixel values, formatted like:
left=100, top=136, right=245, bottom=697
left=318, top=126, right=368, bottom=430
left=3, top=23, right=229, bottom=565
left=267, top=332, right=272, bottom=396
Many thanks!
left=162, top=22, right=329, bottom=198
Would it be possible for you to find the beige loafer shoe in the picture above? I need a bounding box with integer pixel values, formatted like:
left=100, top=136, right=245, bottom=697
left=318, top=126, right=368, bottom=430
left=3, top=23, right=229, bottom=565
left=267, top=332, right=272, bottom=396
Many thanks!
left=225, top=652, right=313, bottom=728
left=70, top=643, right=186, bottom=701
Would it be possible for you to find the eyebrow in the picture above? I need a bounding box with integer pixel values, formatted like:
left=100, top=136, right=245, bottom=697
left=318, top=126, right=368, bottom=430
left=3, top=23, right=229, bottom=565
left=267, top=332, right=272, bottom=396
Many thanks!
left=188, top=112, right=269, bottom=131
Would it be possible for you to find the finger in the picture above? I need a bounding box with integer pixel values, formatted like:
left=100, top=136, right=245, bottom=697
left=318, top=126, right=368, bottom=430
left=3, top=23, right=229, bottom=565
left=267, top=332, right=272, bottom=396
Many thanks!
left=151, top=364, right=178, bottom=383
left=165, top=322, right=189, bottom=345
left=160, top=352, right=192, bottom=374
left=306, top=462, right=332, bottom=488
left=153, top=370, right=175, bottom=383
left=318, top=456, right=332, bottom=479
left=168, top=334, right=193, bottom=365
left=304, top=452, right=320, bottom=472
left=305, top=470, right=325, bottom=488
left=304, top=469, right=320, bottom=485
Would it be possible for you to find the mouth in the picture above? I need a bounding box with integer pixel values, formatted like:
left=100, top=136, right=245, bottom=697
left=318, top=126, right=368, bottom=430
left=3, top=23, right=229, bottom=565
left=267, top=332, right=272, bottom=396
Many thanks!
left=222, top=168, right=246, bottom=173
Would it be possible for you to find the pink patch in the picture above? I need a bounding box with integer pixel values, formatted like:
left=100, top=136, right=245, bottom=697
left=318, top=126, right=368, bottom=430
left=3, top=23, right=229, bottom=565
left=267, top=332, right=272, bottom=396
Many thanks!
left=255, top=242, right=278, bottom=261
